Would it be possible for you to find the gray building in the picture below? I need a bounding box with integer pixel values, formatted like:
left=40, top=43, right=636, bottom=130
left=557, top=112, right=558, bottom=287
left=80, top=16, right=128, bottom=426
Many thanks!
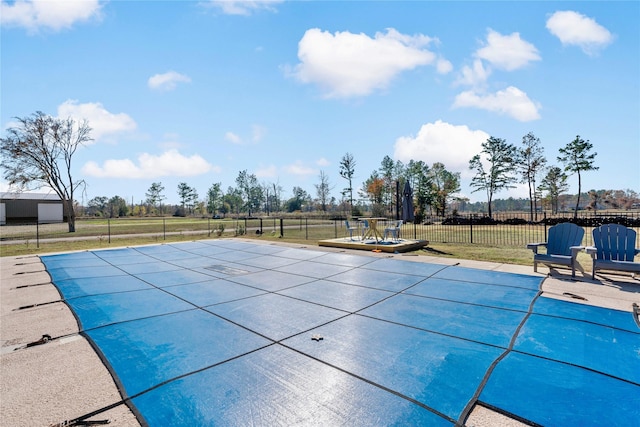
left=0, top=192, right=67, bottom=225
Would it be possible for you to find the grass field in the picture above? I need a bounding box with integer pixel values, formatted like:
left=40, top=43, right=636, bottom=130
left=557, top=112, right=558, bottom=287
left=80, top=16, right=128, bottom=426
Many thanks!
left=0, top=216, right=634, bottom=271
left=0, top=231, right=538, bottom=266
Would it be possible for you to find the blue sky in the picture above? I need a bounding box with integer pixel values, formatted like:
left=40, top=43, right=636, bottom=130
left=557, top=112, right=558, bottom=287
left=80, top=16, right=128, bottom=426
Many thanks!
left=2, top=0, right=638, bottom=206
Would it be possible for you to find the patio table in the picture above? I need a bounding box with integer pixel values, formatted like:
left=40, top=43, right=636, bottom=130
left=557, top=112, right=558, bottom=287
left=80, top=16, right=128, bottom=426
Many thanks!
left=361, top=218, right=386, bottom=243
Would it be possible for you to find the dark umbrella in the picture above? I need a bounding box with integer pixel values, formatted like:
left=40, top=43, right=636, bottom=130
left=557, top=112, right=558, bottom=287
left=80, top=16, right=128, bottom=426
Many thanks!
left=401, top=180, right=415, bottom=223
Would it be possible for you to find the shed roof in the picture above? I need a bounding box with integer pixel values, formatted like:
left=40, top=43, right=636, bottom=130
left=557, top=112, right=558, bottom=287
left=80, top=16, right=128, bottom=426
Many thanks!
left=0, top=192, right=61, bottom=201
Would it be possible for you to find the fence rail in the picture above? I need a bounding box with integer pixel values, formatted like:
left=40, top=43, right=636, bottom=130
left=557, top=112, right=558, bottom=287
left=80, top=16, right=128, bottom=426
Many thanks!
left=1, top=212, right=639, bottom=250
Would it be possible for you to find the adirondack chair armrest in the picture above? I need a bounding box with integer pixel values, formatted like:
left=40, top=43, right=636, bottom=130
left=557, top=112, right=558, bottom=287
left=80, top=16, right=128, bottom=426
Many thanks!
left=570, top=246, right=584, bottom=257
left=585, top=246, right=597, bottom=257
left=526, top=242, right=547, bottom=254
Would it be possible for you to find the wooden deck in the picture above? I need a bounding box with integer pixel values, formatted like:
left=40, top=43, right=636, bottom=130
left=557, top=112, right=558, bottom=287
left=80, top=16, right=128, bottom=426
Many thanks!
left=318, top=237, right=429, bottom=253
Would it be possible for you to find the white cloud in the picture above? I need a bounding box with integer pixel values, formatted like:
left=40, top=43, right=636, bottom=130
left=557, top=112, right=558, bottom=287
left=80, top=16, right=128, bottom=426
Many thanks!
left=291, top=28, right=438, bottom=98
left=436, top=57, right=453, bottom=74
left=283, top=161, right=317, bottom=177
left=81, top=149, right=214, bottom=179
left=57, top=100, right=136, bottom=142
left=224, top=131, right=242, bottom=144
left=255, top=164, right=278, bottom=179
left=546, top=10, right=613, bottom=55
left=475, top=29, right=540, bottom=71
left=453, top=86, right=541, bottom=122
left=0, top=0, right=102, bottom=33
left=251, top=124, right=267, bottom=142
left=456, top=59, right=491, bottom=88
left=203, top=0, right=283, bottom=15
left=224, top=125, right=266, bottom=144
left=148, top=71, right=191, bottom=91
left=394, top=120, right=489, bottom=176
left=316, top=157, right=330, bottom=167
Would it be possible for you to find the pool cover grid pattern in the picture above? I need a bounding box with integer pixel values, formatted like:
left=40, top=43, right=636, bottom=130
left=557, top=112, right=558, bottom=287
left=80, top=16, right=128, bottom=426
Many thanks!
left=40, top=240, right=640, bottom=426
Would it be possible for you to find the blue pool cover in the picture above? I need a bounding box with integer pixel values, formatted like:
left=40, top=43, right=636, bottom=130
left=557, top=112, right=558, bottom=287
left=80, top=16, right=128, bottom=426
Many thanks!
left=40, top=240, right=640, bottom=426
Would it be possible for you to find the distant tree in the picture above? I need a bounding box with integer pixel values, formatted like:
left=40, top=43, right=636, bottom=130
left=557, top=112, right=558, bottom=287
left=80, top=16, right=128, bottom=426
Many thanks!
left=145, top=182, right=165, bottom=215
left=363, top=171, right=385, bottom=203
left=517, top=132, right=547, bottom=221
left=268, top=181, right=284, bottom=214
left=405, top=160, right=432, bottom=222
left=539, top=166, right=569, bottom=214
left=235, top=170, right=262, bottom=216
left=206, top=182, right=222, bottom=217
left=469, top=136, right=518, bottom=218
left=189, top=188, right=199, bottom=214
left=286, top=186, right=311, bottom=212
left=314, top=170, right=334, bottom=213
left=177, top=182, right=198, bottom=214
left=339, top=152, right=356, bottom=215
left=108, top=195, right=129, bottom=217
left=606, top=189, right=640, bottom=210
left=378, top=155, right=397, bottom=214
left=87, top=196, right=108, bottom=217
left=0, top=111, right=92, bottom=232
left=557, top=135, right=598, bottom=218
left=361, top=172, right=384, bottom=217
left=586, top=189, right=607, bottom=212
left=223, top=186, right=243, bottom=217
left=428, top=162, right=461, bottom=216
left=625, top=189, right=640, bottom=209
left=132, top=204, right=147, bottom=217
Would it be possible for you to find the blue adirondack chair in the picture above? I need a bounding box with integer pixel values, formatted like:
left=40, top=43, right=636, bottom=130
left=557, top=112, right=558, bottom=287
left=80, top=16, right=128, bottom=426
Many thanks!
left=586, top=224, right=640, bottom=279
left=527, top=222, right=585, bottom=277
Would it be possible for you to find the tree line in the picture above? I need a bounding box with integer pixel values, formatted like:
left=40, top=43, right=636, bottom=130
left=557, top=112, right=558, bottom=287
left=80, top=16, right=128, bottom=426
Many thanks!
left=468, top=132, right=600, bottom=220
left=1, top=111, right=637, bottom=232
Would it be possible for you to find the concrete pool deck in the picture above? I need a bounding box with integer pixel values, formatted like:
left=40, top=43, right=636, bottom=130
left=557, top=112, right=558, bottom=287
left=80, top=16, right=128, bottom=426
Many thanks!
left=1, top=238, right=639, bottom=426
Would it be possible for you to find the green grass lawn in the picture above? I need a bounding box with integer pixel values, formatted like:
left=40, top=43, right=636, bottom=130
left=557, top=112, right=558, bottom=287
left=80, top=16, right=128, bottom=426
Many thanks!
left=0, top=217, right=601, bottom=271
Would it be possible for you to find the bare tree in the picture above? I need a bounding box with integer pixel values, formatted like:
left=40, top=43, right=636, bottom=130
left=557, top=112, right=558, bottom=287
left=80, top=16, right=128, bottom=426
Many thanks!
left=314, top=170, right=334, bottom=213
left=0, top=111, right=92, bottom=232
left=587, top=189, right=607, bottom=212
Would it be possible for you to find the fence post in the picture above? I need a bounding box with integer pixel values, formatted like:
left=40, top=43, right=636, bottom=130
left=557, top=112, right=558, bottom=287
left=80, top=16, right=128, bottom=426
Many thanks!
left=305, top=218, right=308, bottom=240
left=280, top=218, right=284, bottom=237
left=470, top=214, right=474, bottom=244
left=543, top=212, right=547, bottom=242
left=36, top=221, right=39, bottom=249
left=163, top=217, right=166, bottom=240
left=334, top=220, right=338, bottom=238
left=108, top=219, right=111, bottom=244
left=208, top=218, right=211, bottom=237
left=259, top=218, right=263, bottom=235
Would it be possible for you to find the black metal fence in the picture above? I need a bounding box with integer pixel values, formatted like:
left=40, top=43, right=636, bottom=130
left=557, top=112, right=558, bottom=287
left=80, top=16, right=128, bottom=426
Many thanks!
left=411, top=212, right=640, bottom=247
left=1, top=212, right=639, bottom=250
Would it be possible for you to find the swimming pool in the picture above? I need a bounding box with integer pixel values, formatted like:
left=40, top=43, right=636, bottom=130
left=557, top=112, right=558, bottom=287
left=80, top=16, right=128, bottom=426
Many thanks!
left=41, top=240, right=640, bottom=426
